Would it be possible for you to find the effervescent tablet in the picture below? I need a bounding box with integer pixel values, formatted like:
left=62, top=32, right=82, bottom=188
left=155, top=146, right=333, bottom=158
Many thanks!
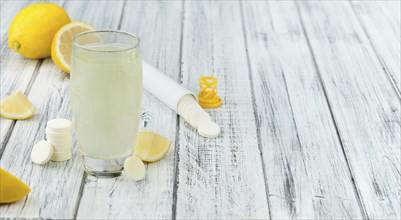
left=31, top=140, right=53, bottom=165
left=189, top=109, right=211, bottom=128
left=46, top=118, right=71, bottom=132
left=124, top=155, right=146, bottom=181
left=197, top=121, right=221, bottom=138
left=51, top=152, right=72, bottom=162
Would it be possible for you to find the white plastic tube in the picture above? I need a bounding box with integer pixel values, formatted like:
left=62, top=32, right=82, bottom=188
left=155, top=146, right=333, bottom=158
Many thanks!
left=142, top=60, right=196, bottom=112
left=142, top=60, right=221, bottom=138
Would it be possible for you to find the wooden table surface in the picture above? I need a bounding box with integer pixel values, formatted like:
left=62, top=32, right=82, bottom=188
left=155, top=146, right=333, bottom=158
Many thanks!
left=1, top=1, right=400, bottom=219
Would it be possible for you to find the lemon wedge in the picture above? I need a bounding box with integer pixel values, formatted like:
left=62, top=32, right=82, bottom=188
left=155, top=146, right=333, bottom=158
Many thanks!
left=0, top=91, right=36, bottom=120
left=134, top=131, right=172, bottom=162
left=0, top=168, right=31, bottom=203
left=51, top=21, right=94, bottom=73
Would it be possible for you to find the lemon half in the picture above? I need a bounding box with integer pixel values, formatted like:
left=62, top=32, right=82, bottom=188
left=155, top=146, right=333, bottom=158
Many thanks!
left=51, top=21, right=94, bottom=73
left=134, top=131, right=172, bottom=163
left=0, top=91, right=36, bottom=120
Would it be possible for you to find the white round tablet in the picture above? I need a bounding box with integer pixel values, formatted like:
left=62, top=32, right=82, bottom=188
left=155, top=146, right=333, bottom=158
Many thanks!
left=51, top=143, right=71, bottom=152
left=51, top=152, right=72, bottom=162
left=51, top=151, right=71, bottom=157
left=124, top=155, right=146, bottom=181
left=31, top=140, right=54, bottom=165
left=197, top=121, right=221, bottom=138
left=182, top=105, right=199, bottom=120
left=47, top=137, right=72, bottom=145
left=46, top=133, right=70, bottom=141
left=179, top=94, right=196, bottom=103
left=52, top=149, right=71, bottom=156
left=47, top=119, right=72, bottom=132
left=46, top=128, right=71, bottom=136
left=178, top=103, right=189, bottom=115
left=179, top=101, right=199, bottom=113
left=189, top=109, right=211, bottom=128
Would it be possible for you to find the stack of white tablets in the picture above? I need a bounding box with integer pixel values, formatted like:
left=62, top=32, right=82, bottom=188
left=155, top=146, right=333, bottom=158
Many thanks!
left=46, top=119, right=72, bottom=162
left=31, top=119, right=73, bottom=165
left=177, top=95, right=221, bottom=138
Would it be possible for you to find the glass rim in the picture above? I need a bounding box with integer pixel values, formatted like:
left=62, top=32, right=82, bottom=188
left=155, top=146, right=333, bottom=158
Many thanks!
left=73, top=30, right=140, bottom=52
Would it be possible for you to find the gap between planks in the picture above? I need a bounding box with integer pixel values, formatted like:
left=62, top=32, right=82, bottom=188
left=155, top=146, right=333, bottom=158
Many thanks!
left=296, top=1, right=400, bottom=218
left=242, top=1, right=366, bottom=218
left=0, top=0, right=65, bottom=158
left=1, top=1, right=126, bottom=218
left=0, top=60, right=43, bottom=158
left=171, top=0, right=186, bottom=219
left=239, top=1, right=273, bottom=219
left=175, top=2, right=269, bottom=219
left=294, top=2, right=368, bottom=218
left=349, top=1, right=401, bottom=100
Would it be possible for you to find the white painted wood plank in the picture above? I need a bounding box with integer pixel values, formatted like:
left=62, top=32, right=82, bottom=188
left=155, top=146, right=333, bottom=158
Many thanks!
left=1, top=0, right=60, bottom=155
left=0, top=61, right=82, bottom=219
left=66, top=1, right=122, bottom=29
left=0, top=49, right=40, bottom=150
left=76, top=1, right=183, bottom=219
left=241, top=1, right=364, bottom=219
left=1, top=0, right=38, bottom=144
left=0, top=1, right=31, bottom=35
left=298, top=2, right=401, bottom=219
left=0, top=1, right=124, bottom=218
left=351, top=1, right=401, bottom=93
left=176, top=2, right=269, bottom=219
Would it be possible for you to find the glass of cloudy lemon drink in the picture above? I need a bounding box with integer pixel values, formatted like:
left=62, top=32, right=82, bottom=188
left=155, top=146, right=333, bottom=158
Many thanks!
left=71, top=30, right=142, bottom=178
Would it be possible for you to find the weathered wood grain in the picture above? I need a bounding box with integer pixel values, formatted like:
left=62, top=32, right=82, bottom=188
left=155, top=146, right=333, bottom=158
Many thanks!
left=0, top=1, right=124, bottom=218
left=76, top=1, right=183, bottom=219
left=0, top=1, right=31, bottom=35
left=351, top=0, right=401, bottom=94
left=241, top=1, right=364, bottom=219
left=1, top=1, right=400, bottom=219
left=175, top=2, right=269, bottom=219
left=0, top=0, right=46, bottom=153
left=297, top=1, right=401, bottom=219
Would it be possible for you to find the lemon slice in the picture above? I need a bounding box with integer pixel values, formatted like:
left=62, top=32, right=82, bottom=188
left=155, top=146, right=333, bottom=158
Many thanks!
left=0, top=168, right=31, bottom=203
left=134, top=131, right=172, bottom=162
left=0, top=91, right=36, bottom=120
left=51, top=21, right=94, bottom=73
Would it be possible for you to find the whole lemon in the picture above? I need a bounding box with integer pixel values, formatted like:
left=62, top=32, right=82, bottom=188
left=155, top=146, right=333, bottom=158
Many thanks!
left=8, top=3, right=70, bottom=59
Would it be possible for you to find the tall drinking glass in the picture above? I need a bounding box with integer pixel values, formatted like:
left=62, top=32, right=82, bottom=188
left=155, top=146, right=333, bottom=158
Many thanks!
left=71, top=30, right=142, bottom=178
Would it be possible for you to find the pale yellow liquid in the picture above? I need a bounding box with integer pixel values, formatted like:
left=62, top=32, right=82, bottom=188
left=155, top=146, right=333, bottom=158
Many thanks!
left=71, top=43, right=142, bottom=159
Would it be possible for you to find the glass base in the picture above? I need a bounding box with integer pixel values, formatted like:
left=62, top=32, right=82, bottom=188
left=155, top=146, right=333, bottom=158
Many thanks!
left=80, top=154, right=130, bottom=178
